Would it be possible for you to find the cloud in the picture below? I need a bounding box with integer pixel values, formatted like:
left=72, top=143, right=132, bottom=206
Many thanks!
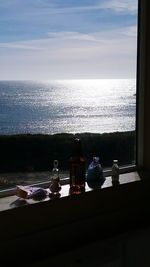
left=0, top=43, right=42, bottom=50
left=0, top=0, right=137, bottom=20
left=0, top=26, right=137, bottom=80
left=22, top=2, right=137, bottom=17
left=93, top=25, right=137, bottom=40
left=47, top=31, right=96, bottom=42
left=26, top=0, right=138, bottom=16
left=0, top=26, right=136, bottom=51
left=98, top=0, right=137, bottom=14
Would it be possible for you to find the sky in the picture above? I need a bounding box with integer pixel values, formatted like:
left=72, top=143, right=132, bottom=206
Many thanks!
left=0, top=0, right=138, bottom=80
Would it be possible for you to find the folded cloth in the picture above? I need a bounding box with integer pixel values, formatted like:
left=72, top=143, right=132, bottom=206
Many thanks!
left=16, top=185, right=47, bottom=200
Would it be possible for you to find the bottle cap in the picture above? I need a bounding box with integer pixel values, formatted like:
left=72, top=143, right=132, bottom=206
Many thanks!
left=53, top=160, right=58, bottom=168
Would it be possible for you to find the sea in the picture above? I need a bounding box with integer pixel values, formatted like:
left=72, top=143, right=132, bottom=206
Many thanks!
left=0, top=79, right=136, bottom=135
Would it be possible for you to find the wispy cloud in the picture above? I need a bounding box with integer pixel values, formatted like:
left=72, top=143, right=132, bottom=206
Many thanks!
left=98, top=0, right=137, bottom=14
left=0, top=42, right=42, bottom=50
left=0, top=0, right=137, bottom=19
left=20, top=1, right=138, bottom=17
left=0, top=1, right=138, bottom=79
left=47, top=31, right=96, bottom=42
left=0, top=26, right=137, bottom=79
left=0, top=26, right=136, bottom=51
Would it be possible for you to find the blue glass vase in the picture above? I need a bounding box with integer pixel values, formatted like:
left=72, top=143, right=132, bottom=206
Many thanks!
left=86, top=157, right=105, bottom=188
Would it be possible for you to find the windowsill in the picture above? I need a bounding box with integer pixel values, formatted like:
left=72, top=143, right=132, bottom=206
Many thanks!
left=0, top=171, right=140, bottom=212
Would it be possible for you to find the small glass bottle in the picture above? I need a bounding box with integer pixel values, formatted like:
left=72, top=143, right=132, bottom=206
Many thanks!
left=49, top=160, right=61, bottom=195
left=69, top=138, right=86, bottom=194
left=111, top=159, right=120, bottom=184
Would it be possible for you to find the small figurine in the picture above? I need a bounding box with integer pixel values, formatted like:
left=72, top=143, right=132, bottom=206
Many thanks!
left=49, top=160, right=61, bottom=198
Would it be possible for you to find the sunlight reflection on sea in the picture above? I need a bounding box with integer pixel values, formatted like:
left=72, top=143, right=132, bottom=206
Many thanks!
left=0, top=79, right=136, bottom=135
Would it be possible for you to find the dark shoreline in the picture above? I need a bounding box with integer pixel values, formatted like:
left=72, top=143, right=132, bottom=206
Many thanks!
left=0, top=131, right=135, bottom=173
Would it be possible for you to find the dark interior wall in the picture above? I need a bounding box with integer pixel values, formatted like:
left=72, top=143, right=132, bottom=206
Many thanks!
left=0, top=178, right=150, bottom=265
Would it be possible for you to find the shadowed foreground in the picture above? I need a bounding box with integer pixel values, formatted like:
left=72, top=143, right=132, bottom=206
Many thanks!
left=0, top=131, right=135, bottom=173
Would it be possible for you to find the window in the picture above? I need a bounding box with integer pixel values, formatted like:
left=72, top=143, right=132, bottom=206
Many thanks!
left=0, top=2, right=150, bottom=264
left=0, top=0, right=138, bottom=191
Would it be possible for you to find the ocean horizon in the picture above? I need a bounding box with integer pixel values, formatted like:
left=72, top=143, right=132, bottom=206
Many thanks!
left=0, top=79, right=136, bottom=135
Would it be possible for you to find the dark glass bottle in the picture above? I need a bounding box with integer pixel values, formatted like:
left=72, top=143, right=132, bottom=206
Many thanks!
left=111, top=159, right=120, bottom=185
left=69, top=138, right=86, bottom=194
left=49, top=160, right=61, bottom=195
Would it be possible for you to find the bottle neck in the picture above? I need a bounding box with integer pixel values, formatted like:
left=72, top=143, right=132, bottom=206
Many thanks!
left=72, top=138, right=83, bottom=157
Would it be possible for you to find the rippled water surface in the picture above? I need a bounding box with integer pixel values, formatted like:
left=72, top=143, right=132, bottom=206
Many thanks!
left=0, top=79, right=136, bottom=135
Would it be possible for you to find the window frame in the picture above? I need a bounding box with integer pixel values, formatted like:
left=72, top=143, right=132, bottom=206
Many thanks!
left=136, top=0, right=150, bottom=173
left=0, top=0, right=140, bottom=197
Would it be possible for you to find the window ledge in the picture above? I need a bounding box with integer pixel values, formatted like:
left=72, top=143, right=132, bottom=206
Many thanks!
left=0, top=171, right=140, bottom=212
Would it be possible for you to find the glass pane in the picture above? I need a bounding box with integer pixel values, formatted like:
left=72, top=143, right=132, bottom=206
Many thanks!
left=0, top=0, right=138, bottom=190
